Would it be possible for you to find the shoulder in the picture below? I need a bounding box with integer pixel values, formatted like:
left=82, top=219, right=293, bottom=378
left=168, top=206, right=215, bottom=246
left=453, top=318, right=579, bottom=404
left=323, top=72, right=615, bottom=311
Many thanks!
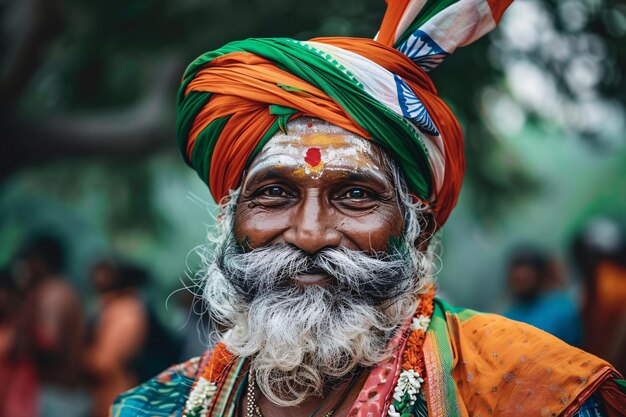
left=37, top=277, right=79, bottom=304
left=448, top=308, right=608, bottom=384
left=105, top=295, right=147, bottom=320
left=110, top=356, right=202, bottom=417
left=430, top=299, right=625, bottom=416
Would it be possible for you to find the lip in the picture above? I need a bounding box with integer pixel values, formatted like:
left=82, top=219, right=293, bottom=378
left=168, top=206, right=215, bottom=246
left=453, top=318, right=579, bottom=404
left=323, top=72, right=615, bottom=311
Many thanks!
left=294, top=270, right=333, bottom=286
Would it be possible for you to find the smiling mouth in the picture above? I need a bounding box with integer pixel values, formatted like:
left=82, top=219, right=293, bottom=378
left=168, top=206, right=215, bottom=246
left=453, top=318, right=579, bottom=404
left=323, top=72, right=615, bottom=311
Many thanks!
left=294, top=267, right=334, bottom=286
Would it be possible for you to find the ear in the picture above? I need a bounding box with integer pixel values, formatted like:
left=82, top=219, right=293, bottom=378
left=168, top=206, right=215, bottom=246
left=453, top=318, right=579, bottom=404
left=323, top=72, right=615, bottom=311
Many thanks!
left=416, top=212, right=437, bottom=252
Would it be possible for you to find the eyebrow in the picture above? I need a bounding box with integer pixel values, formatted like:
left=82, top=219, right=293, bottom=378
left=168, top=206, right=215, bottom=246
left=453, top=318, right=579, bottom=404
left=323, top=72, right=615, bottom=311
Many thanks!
left=345, top=171, right=390, bottom=187
left=243, top=166, right=295, bottom=186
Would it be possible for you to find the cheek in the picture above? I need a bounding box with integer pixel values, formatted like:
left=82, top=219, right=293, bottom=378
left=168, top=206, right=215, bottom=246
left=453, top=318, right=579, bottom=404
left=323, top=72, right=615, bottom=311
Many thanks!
left=233, top=204, right=291, bottom=248
left=340, top=204, right=404, bottom=252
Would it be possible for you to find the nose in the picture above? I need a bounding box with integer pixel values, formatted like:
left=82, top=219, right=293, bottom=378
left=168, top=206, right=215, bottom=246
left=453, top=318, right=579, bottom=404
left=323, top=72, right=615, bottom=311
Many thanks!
left=282, top=191, right=342, bottom=255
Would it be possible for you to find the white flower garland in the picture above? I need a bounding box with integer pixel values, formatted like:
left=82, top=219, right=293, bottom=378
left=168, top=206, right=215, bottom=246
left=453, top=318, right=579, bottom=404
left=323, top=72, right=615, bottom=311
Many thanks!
left=183, top=376, right=217, bottom=417
left=387, top=314, right=430, bottom=416
left=387, top=369, right=424, bottom=416
left=412, top=315, right=430, bottom=332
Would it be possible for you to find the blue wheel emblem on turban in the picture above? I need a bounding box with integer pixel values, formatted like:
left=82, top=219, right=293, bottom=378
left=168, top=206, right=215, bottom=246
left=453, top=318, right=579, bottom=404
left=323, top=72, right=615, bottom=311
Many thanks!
left=398, top=30, right=449, bottom=71
left=394, top=74, right=440, bottom=136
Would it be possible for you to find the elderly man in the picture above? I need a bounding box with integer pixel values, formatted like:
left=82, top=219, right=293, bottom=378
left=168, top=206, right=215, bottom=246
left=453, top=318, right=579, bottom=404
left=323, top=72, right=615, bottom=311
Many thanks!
left=113, top=0, right=626, bottom=416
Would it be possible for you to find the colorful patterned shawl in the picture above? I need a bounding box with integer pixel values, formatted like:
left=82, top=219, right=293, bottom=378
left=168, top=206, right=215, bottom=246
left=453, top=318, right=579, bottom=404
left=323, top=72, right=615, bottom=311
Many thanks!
left=111, top=300, right=626, bottom=417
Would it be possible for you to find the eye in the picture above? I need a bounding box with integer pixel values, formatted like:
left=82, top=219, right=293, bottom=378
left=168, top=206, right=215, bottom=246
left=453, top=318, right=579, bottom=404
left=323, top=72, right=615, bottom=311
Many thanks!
left=263, top=185, right=288, bottom=197
left=335, top=187, right=378, bottom=211
left=251, top=185, right=294, bottom=208
left=344, top=188, right=369, bottom=199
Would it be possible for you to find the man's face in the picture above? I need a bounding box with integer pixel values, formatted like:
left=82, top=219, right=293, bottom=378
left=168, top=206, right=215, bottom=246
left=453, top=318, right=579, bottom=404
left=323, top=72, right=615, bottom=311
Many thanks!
left=234, top=127, right=404, bottom=285
left=206, top=119, right=429, bottom=406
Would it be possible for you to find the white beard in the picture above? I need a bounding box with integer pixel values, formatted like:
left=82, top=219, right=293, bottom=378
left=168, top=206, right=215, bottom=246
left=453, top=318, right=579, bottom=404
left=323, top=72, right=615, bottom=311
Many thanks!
left=228, top=282, right=417, bottom=405
left=202, top=240, right=431, bottom=406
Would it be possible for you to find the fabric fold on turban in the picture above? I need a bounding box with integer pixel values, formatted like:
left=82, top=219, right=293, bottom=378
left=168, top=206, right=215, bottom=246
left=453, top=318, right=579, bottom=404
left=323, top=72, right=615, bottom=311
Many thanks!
left=176, top=0, right=514, bottom=227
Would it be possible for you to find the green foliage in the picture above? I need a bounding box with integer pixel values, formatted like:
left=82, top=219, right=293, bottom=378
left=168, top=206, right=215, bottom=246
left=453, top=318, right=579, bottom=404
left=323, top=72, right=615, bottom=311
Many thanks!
left=17, top=158, right=170, bottom=238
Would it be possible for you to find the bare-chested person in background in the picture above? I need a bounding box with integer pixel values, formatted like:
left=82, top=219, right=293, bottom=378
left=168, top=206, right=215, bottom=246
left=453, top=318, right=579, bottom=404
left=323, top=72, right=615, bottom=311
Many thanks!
left=14, top=234, right=90, bottom=417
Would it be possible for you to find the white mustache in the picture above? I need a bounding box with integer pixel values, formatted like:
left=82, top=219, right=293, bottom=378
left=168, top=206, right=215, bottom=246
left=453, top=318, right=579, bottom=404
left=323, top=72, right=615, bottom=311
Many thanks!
left=216, top=242, right=420, bottom=305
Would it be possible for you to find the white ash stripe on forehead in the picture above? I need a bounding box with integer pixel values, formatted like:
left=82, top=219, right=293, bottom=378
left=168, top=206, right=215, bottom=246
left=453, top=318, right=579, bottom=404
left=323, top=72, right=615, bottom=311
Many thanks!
left=244, top=119, right=392, bottom=186
left=265, top=118, right=378, bottom=158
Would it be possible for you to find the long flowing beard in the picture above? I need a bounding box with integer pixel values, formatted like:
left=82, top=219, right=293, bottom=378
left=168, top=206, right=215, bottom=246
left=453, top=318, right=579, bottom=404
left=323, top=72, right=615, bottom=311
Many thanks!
left=202, top=240, right=432, bottom=406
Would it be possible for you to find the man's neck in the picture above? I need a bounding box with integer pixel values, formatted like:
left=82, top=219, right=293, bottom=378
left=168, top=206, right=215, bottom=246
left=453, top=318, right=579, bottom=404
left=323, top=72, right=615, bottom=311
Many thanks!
left=244, top=369, right=370, bottom=417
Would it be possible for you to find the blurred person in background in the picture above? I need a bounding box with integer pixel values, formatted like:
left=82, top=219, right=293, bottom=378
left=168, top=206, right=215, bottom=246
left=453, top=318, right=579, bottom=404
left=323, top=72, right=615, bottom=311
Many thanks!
left=111, top=0, right=626, bottom=415
left=13, top=234, right=90, bottom=417
left=0, top=268, right=38, bottom=417
left=572, top=218, right=626, bottom=375
left=502, top=246, right=581, bottom=346
left=84, top=260, right=180, bottom=417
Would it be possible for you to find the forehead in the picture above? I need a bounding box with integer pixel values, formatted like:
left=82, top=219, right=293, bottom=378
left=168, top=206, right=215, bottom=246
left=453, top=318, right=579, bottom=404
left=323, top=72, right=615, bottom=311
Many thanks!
left=246, top=119, right=387, bottom=180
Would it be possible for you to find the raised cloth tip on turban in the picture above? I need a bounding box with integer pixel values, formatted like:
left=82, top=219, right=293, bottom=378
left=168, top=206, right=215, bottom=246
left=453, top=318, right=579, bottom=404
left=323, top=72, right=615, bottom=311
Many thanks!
left=176, top=0, right=514, bottom=227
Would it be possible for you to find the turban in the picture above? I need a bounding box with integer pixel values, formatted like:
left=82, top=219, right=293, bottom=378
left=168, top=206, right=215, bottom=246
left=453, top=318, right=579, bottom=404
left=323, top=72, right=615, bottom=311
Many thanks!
left=176, top=0, right=513, bottom=227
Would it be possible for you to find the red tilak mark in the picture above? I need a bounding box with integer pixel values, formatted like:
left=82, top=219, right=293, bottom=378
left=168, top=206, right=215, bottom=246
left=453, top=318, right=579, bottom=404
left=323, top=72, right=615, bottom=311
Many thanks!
left=307, top=122, right=313, bottom=128
left=304, top=148, right=321, bottom=167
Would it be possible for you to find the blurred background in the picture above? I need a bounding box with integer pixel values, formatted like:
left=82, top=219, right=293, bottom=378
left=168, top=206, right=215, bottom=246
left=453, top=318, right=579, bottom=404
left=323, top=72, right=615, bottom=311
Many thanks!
left=1, top=0, right=625, bottom=415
